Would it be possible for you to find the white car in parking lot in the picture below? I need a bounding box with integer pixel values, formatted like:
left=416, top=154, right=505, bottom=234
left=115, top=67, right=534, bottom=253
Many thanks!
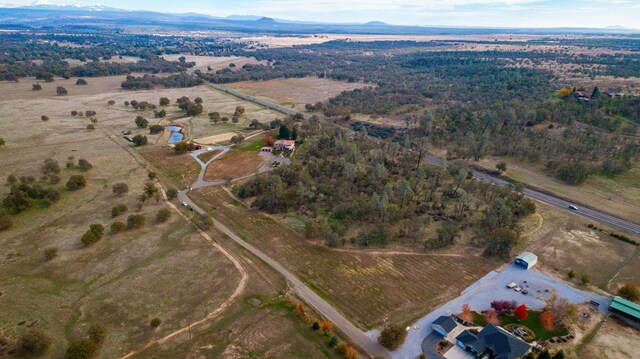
left=514, top=286, right=522, bottom=292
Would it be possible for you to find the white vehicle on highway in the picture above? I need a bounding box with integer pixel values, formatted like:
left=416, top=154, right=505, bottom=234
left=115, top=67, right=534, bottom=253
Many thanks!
left=568, top=204, right=578, bottom=210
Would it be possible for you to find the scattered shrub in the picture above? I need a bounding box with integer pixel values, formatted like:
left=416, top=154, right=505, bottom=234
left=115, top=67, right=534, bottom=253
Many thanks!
left=112, top=183, right=129, bottom=197
left=149, top=125, right=164, bottom=134
left=66, top=175, right=87, bottom=190
left=17, top=329, right=51, bottom=357
left=132, top=135, right=148, bottom=146
left=0, top=211, right=14, bottom=231
left=155, top=208, right=171, bottom=223
left=44, top=247, right=58, bottom=261
left=166, top=188, right=178, bottom=200
left=78, top=159, right=93, bottom=171
left=110, top=221, right=126, bottom=234
left=378, top=323, right=407, bottom=350
left=150, top=318, right=162, bottom=329
left=126, top=214, right=146, bottom=230
left=64, top=339, right=97, bottom=359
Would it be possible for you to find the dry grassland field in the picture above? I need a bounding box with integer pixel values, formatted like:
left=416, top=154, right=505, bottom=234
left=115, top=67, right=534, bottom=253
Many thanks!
left=162, top=54, right=265, bottom=72
left=139, top=146, right=201, bottom=189
left=239, top=33, right=574, bottom=47
left=191, top=187, right=498, bottom=329
left=203, top=150, right=265, bottom=182
left=524, top=203, right=640, bottom=291
left=137, top=234, right=335, bottom=359
left=0, top=76, right=250, bottom=357
left=582, top=317, right=640, bottom=359
left=479, top=157, right=640, bottom=224
left=0, top=75, right=334, bottom=358
left=225, top=77, right=370, bottom=112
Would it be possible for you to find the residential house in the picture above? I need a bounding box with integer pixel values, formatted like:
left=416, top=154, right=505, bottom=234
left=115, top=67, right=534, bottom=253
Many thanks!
left=432, top=315, right=458, bottom=337
left=455, top=324, right=531, bottom=359
left=274, top=139, right=295, bottom=151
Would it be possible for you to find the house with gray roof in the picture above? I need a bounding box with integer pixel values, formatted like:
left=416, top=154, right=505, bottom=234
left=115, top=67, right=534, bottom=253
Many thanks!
left=432, top=315, right=458, bottom=336
left=455, top=324, right=531, bottom=359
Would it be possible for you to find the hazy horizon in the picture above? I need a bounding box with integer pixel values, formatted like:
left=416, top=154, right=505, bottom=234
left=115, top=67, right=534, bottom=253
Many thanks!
left=3, top=0, right=640, bottom=29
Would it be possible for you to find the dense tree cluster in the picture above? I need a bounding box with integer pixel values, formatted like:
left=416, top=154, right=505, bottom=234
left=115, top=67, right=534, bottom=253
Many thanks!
left=203, top=40, right=639, bottom=184
left=236, top=124, right=534, bottom=255
left=121, top=73, right=203, bottom=90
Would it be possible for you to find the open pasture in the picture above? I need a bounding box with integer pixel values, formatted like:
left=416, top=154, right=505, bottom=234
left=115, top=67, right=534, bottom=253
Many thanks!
left=191, top=187, right=497, bottom=329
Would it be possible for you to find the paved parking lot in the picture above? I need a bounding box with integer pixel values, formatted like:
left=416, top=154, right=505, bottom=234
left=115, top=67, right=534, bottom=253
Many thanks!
left=368, top=263, right=612, bottom=359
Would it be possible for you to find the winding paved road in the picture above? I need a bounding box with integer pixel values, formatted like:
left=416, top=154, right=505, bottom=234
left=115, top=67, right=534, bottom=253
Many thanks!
left=178, top=145, right=390, bottom=359
left=207, top=83, right=639, bottom=236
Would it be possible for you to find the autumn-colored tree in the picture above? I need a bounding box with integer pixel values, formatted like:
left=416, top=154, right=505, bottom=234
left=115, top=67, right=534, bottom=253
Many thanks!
left=514, top=304, right=528, bottom=321
left=557, top=87, right=573, bottom=97
left=320, top=320, right=333, bottom=336
left=484, top=308, right=499, bottom=325
left=539, top=310, right=554, bottom=330
left=546, top=294, right=568, bottom=325
left=344, top=345, right=358, bottom=359
left=264, top=135, right=275, bottom=146
left=294, top=303, right=306, bottom=318
left=460, top=304, right=472, bottom=322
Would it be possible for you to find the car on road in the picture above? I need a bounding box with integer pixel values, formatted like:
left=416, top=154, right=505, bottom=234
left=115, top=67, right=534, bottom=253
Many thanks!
left=181, top=201, right=188, bottom=207
left=568, top=204, right=578, bottom=210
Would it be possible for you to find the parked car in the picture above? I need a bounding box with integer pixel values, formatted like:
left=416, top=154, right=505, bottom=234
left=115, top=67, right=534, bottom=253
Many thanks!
left=189, top=206, right=194, bottom=211
left=181, top=201, right=188, bottom=207
left=568, top=204, right=578, bottom=210
left=514, top=286, right=522, bottom=292
left=507, top=282, right=517, bottom=289
left=522, top=290, right=528, bottom=295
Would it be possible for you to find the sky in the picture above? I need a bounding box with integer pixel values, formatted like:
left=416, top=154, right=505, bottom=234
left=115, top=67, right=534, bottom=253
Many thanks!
left=5, top=0, right=640, bottom=28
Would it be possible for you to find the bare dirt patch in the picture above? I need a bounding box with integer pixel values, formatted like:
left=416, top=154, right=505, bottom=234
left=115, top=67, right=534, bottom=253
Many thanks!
left=226, top=77, right=370, bottom=111
left=581, top=316, right=640, bottom=359
left=527, top=204, right=638, bottom=290
left=162, top=54, right=265, bottom=72
left=194, top=132, right=238, bottom=145
left=203, top=151, right=265, bottom=182
left=140, top=146, right=200, bottom=189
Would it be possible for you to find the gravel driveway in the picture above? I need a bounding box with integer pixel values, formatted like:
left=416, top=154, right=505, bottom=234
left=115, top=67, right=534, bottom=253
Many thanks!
left=367, top=263, right=612, bottom=359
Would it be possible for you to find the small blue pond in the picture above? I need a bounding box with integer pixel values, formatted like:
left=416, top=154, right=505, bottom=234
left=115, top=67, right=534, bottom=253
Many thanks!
left=168, top=132, right=184, bottom=143
left=166, top=125, right=182, bottom=132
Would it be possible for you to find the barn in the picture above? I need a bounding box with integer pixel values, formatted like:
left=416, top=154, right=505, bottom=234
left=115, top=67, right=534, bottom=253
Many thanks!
left=610, top=296, right=640, bottom=322
left=515, top=252, right=538, bottom=270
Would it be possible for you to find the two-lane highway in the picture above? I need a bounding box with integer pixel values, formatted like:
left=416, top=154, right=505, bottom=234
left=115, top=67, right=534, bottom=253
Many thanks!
left=208, top=82, right=640, bottom=236
left=425, top=155, right=640, bottom=236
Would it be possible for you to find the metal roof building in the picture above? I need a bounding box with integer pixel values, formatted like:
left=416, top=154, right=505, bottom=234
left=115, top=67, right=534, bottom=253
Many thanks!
left=515, top=252, right=538, bottom=270
left=610, top=296, right=640, bottom=321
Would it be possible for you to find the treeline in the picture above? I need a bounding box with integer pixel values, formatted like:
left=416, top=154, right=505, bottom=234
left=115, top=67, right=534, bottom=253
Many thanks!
left=0, top=31, right=240, bottom=81
left=207, top=40, right=639, bottom=184
left=121, top=73, right=204, bottom=90
left=236, top=124, right=535, bottom=257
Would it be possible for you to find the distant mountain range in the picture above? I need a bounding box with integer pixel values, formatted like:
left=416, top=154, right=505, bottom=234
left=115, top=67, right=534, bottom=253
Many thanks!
left=0, top=4, right=637, bottom=35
